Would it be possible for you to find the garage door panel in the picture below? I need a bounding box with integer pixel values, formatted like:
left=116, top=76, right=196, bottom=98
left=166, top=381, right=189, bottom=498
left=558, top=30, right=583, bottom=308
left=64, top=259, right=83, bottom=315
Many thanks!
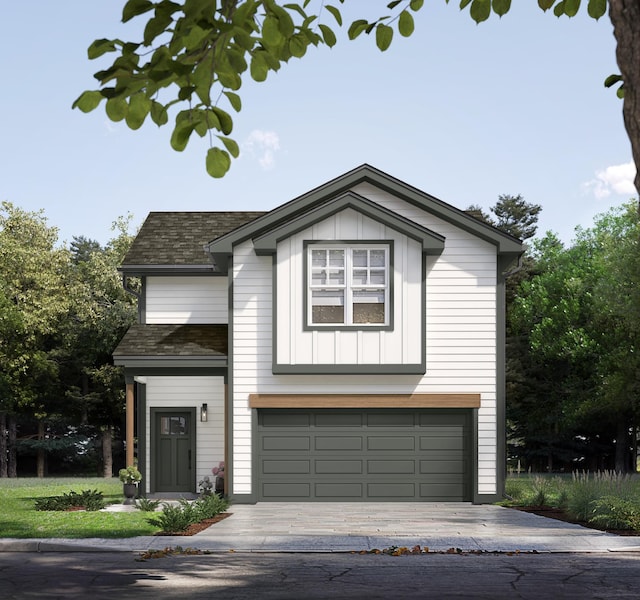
left=257, top=409, right=471, bottom=501
left=420, top=459, right=467, bottom=474
left=262, top=482, right=310, bottom=498
left=367, top=460, right=416, bottom=474
left=420, top=436, right=466, bottom=451
left=315, top=413, right=363, bottom=427
left=367, top=413, right=415, bottom=427
left=316, top=483, right=363, bottom=497
left=367, top=436, right=415, bottom=451
left=262, top=460, right=311, bottom=474
left=368, top=483, right=416, bottom=498
left=315, top=436, right=363, bottom=451
left=261, top=413, right=310, bottom=427
left=262, top=436, right=310, bottom=451
left=315, top=460, right=363, bottom=474
left=420, top=482, right=466, bottom=499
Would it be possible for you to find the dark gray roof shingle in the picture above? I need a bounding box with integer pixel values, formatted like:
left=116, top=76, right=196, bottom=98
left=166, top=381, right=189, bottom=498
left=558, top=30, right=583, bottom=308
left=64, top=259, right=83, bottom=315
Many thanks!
left=122, top=212, right=265, bottom=267
left=113, top=324, right=228, bottom=357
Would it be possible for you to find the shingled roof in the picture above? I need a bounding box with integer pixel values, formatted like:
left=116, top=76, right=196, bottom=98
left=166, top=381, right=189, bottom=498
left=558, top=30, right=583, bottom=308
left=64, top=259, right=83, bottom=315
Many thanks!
left=113, top=324, right=228, bottom=359
left=121, top=211, right=265, bottom=270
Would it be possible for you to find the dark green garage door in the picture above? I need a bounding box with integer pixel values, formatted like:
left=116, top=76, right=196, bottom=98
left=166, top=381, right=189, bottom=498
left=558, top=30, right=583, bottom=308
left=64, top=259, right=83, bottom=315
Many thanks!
left=256, top=408, right=472, bottom=501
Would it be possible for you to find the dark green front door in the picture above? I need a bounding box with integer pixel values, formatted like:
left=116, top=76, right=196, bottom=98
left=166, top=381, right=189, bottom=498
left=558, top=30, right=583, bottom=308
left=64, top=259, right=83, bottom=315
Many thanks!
left=154, top=410, right=195, bottom=492
left=256, top=408, right=472, bottom=501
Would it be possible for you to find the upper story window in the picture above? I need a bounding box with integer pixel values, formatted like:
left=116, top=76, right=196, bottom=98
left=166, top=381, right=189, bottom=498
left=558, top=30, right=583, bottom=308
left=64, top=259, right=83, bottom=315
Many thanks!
left=308, top=244, right=390, bottom=327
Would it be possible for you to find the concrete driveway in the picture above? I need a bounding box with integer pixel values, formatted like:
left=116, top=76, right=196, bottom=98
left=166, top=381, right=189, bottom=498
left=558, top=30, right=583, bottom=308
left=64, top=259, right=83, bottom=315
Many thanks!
left=3, top=502, right=640, bottom=554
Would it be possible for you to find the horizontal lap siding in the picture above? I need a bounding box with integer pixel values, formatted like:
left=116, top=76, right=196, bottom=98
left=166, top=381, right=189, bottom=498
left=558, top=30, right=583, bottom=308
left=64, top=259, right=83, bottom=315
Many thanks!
left=232, top=185, right=500, bottom=498
left=146, top=276, right=228, bottom=324
left=144, top=376, right=225, bottom=494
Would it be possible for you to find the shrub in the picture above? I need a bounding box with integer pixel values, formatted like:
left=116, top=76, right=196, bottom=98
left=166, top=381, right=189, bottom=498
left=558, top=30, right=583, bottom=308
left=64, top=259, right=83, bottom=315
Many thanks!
left=145, top=494, right=229, bottom=533
left=567, top=471, right=635, bottom=522
left=146, top=503, right=195, bottom=533
left=523, top=476, right=554, bottom=507
left=590, top=496, right=640, bottom=531
left=35, top=489, right=105, bottom=512
left=135, top=498, right=161, bottom=512
left=193, top=493, right=229, bottom=521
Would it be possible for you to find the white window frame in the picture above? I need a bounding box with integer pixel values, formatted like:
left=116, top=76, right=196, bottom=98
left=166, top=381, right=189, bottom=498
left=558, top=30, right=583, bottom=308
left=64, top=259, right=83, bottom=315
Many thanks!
left=307, top=244, right=390, bottom=327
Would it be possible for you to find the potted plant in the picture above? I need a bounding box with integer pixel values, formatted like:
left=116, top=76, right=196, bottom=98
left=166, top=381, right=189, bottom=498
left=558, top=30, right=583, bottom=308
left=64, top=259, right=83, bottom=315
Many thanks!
left=119, top=465, right=142, bottom=505
left=212, top=461, right=225, bottom=495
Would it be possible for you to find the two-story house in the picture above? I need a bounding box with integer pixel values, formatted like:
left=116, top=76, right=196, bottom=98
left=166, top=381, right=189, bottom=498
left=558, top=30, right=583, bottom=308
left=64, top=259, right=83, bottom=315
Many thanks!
left=113, top=165, right=522, bottom=503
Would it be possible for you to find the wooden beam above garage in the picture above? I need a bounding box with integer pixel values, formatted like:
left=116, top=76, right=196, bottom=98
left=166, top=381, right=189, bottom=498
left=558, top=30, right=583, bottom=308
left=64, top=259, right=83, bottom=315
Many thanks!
left=248, top=393, right=481, bottom=409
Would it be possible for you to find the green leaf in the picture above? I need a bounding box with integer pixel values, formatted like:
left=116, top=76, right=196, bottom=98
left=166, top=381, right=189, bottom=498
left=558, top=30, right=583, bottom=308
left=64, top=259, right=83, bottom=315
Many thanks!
left=410, top=0, right=424, bottom=10
left=125, top=93, right=152, bottom=130
left=122, top=0, right=154, bottom=22
left=223, top=91, right=242, bottom=112
left=604, top=74, right=623, bottom=88
left=150, top=101, right=169, bottom=126
left=143, top=13, right=174, bottom=46
left=289, top=34, right=308, bottom=57
left=398, top=11, right=415, bottom=37
left=87, top=39, right=117, bottom=60
left=564, top=0, right=581, bottom=17
left=553, top=1, right=566, bottom=16
left=387, top=0, right=403, bottom=8
left=170, top=120, right=195, bottom=152
left=460, top=0, right=473, bottom=9
left=211, top=107, right=233, bottom=135
left=250, top=53, right=269, bottom=82
left=492, top=0, right=511, bottom=17
left=206, top=147, right=231, bottom=178
left=538, top=0, right=555, bottom=8
left=319, top=24, right=337, bottom=47
left=348, top=19, right=369, bottom=40
left=470, top=0, right=491, bottom=23
left=218, top=135, right=240, bottom=158
left=72, top=91, right=103, bottom=113
left=263, top=15, right=284, bottom=47
left=325, top=4, right=343, bottom=25
left=587, top=0, right=606, bottom=19
left=105, top=97, right=128, bottom=122
left=376, top=23, right=393, bottom=51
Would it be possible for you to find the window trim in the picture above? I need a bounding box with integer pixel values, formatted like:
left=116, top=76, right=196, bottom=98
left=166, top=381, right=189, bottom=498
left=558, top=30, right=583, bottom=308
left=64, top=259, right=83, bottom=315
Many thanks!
left=303, top=240, right=394, bottom=331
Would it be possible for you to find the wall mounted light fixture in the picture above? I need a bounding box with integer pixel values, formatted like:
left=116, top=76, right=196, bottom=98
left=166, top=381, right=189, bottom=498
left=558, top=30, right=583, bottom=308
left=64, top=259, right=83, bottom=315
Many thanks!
left=200, top=403, right=208, bottom=422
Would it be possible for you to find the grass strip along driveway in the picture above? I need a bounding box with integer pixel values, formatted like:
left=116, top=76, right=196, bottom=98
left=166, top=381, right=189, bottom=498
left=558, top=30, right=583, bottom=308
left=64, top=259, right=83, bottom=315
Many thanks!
left=0, top=478, right=160, bottom=539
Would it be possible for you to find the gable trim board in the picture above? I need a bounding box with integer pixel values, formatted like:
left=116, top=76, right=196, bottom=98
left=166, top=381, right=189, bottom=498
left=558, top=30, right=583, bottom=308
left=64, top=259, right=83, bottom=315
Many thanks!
left=115, top=165, right=523, bottom=504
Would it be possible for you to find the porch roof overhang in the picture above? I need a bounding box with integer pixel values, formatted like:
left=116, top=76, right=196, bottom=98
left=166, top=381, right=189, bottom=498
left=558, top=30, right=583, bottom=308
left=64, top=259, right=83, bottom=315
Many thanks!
left=113, top=324, right=228, bottom=370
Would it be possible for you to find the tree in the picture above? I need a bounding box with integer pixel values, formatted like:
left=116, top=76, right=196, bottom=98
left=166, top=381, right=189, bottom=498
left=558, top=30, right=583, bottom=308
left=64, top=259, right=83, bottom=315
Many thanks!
left=61, top=219, right=137, bottom=477
left=0, top=202, right=70, bottom=477
left=508, top=202, right=640, bottom=472
left=73, top=1, right=640, bottom=194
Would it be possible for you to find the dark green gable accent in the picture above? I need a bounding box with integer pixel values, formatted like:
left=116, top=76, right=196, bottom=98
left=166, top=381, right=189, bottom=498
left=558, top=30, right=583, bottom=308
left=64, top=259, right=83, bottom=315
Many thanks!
left=252, top=192, right=445, bottom=256
left=205, top=164, right=522, bottom=260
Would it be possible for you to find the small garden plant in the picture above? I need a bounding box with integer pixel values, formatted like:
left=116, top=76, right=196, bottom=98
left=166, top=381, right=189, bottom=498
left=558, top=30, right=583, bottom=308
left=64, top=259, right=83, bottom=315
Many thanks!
left=504, top=471, right=640, bottom=532
left=147, top=494, right=229, bottom=533
left=35, top=489, right=105, bottom=512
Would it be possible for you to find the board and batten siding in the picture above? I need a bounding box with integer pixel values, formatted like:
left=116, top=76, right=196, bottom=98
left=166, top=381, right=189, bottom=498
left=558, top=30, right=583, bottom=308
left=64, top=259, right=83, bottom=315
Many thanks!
left=145, top=276, right=228, bottom=324
left=276, top=207, right=423, bottom=367
left=231, top=185, right=500, bottom=498
left=143, top=376, right=225, bottom=494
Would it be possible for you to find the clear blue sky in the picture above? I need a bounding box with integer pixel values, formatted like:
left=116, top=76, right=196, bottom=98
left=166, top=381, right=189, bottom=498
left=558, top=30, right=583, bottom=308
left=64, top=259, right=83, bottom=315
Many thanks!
left=0, top=2, right=635, bottom=246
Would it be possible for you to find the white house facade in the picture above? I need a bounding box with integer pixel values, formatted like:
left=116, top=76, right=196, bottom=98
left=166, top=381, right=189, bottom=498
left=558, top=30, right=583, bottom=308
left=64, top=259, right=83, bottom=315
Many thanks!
left=113, top=165, right=522, bottom=503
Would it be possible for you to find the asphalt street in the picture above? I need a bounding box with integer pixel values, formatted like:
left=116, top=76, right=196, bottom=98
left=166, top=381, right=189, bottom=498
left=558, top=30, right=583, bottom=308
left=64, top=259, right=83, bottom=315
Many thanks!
left=2, top=551, right=640, bottom=599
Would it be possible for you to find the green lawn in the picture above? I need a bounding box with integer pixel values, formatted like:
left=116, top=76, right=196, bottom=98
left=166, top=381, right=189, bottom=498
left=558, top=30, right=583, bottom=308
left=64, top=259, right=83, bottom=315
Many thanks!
left=0, top=478, right=161, bottom=538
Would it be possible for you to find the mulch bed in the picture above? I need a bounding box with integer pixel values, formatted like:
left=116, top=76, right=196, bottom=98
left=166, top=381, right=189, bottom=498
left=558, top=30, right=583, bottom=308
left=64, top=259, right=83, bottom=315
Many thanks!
left=155, top=512, right=232, bottom=536
left=512, top=505, right=640, bottom=536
